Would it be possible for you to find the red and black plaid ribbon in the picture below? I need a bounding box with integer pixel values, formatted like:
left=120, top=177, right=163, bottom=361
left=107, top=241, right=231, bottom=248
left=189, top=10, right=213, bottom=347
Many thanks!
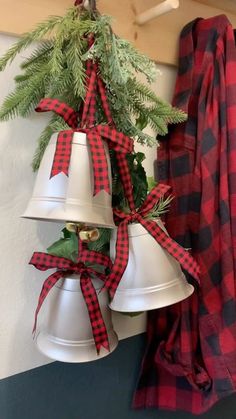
left=104, top=183, right=201, bottom=297
left=36, top=98, right=133, bottom=196
left=30, top=251, right=112, bottom=353
left=80, top=58, right=113, bottom=127
left=80, top=57, right=136, bottom=208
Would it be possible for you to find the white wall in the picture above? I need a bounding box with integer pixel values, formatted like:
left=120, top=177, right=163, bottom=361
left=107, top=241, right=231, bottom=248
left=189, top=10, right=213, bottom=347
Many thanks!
left=0, top=33, right=176, bottom=380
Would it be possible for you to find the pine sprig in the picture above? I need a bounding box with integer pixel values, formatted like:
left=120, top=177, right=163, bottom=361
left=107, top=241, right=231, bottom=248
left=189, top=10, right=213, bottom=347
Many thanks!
left=32, top=114, right=70, bottom=171
left=0, top=5, right=186, bottom=265
left=0, top=63, right=49, bottom=120
left=146, top=195, right=174, bottom=219
left=0, top=5, right=187, bottom=172
left=65, top=33, right=86, bottom=98
left=21, top=42, right=53, bottom=70
left=0, top=15, right=63, bottom=71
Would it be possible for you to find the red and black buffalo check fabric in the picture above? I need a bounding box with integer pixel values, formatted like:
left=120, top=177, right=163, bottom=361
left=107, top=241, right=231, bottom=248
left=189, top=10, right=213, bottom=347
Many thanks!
left=134, top=15, right=236, bottom=414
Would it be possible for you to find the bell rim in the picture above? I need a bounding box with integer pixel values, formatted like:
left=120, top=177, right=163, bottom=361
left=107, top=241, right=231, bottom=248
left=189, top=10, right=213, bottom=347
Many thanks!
left=111, top=218, right=163, bottom=238
left=36, top=329, right=119, bottom=363
left=50, top=131, right=111, bottom=149
left=54, top=276, right=105, bottom=292
left=50, top=131, right=87, bottom=146
left=109, top=276, right=194, bottom=312
left=110, top=274, right=189, bottom=295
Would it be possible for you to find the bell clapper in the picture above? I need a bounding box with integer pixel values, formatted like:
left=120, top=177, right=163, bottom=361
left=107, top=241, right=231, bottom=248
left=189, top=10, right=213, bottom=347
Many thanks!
left=79, top=227, right=100, bottom=243
left=66, top=222, right=100, bottom=242
left=65, top=222, right=85, bottom=234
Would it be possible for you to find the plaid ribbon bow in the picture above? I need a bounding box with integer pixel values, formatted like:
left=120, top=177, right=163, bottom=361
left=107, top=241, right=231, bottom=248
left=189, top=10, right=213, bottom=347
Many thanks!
left=35, top=98, right=133, bottom=196
left=35, top=58, right=134, bottom=196
left=30, top=250, right=112, bottom=353
left=104, top=183, right=201, bottom=297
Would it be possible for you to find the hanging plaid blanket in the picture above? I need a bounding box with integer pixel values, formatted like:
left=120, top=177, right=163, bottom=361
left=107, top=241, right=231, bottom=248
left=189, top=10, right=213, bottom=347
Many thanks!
left=134, top=15, right=236, bottom=415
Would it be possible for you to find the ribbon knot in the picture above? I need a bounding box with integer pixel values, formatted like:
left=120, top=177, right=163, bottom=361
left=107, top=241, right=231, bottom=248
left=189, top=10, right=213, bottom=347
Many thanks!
left=30, top=250, right=112, bottom=353
left=36, top=102, right=133, bottom=196
left=74, top=262, right=86, bottom=274
left=104, top=183, right=201, bottom=297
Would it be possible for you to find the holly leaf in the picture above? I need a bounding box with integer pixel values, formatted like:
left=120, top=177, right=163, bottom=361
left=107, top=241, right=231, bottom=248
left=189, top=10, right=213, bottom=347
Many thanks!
left=47, top=232, right=78, bottom=263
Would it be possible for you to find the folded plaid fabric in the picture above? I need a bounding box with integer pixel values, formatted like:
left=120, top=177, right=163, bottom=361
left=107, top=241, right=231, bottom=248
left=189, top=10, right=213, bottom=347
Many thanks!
left=134, top=15, right=236, bottom=415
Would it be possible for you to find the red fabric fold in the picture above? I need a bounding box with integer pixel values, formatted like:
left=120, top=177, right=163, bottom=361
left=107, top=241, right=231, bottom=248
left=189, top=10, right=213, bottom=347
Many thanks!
left=134, top=15, right=236, bottom=415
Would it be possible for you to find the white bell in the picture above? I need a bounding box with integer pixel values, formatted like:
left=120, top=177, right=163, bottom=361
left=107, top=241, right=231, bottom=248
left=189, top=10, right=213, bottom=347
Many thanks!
left=22, top=132, right=115, bottom=228
left=109, top=219, right=194, bottom=312
left=36, top=275, right=118, bottom=362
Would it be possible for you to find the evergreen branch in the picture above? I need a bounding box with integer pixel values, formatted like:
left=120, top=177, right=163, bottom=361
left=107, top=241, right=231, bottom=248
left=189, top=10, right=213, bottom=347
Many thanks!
left=149, top=105, right=187, bottom=124
left=130, top=98, right=168, bottom=136
left=128, top=78, right=167, bottom=106
left=147, top=114, right=169, bottom=136
left=146, top=194, right=174, bottom=219
left=87, top=228, right=112, bottom=253
left=0, top=6, right=186, bottom=166
left=114, top=37, right=157, bottom=83
left=0, top=16, right=63, bottom=71
left=21, top=41, right=53, bottom=69
left=134, top=129, right=156, bottom=146
left=46, top=69, right=74, bottom=98
left=32, top=115, right=69, bottom=171
left=66, top=34, right=86, bottom=98
left=18, top=75, right=49, bottom=117
left=14, top=73, right=31, bottom=85
left=0, top=91, right=22, bottom=120
left=48, top=15, right=74, bottom=76
left=0, top=64, right=49, bottom=120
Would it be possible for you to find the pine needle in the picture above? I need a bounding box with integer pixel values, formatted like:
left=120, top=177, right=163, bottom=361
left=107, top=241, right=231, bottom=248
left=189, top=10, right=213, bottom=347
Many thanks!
left=146, top=194, right=174, bottom=219
left=0, top=16, right=63, bottom=71
left=32, top=115, right=69, bottom=171
left=0, top=5, right=187, bottom=170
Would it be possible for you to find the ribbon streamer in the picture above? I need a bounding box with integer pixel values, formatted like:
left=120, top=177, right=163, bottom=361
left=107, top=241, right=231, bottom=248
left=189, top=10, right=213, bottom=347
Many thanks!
left=104, top=183, right=200, bottom=297
left=30, top=251, right=112, bottom=353
left=80, top=58, right=136, bottom=208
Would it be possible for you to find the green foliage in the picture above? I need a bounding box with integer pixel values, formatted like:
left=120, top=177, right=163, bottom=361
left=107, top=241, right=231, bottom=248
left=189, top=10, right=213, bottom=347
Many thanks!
left=0, top=15, right=63, bottom=71
left=0, top=4, right=185, bottom=261
left=87, top=228, right=112, bottom=255
left=47, top=227, right=112, bottom=263
left=111, top=151, right=148, bottom=211
left=47, top=228, right=78, bottom=263
left=0, top=5, right=186, bottom=170
left=32, top=114, right=70, bottom=171
left=147, top=194, right=174, bottom=219
left=147, top=176, right=157, bottom=192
